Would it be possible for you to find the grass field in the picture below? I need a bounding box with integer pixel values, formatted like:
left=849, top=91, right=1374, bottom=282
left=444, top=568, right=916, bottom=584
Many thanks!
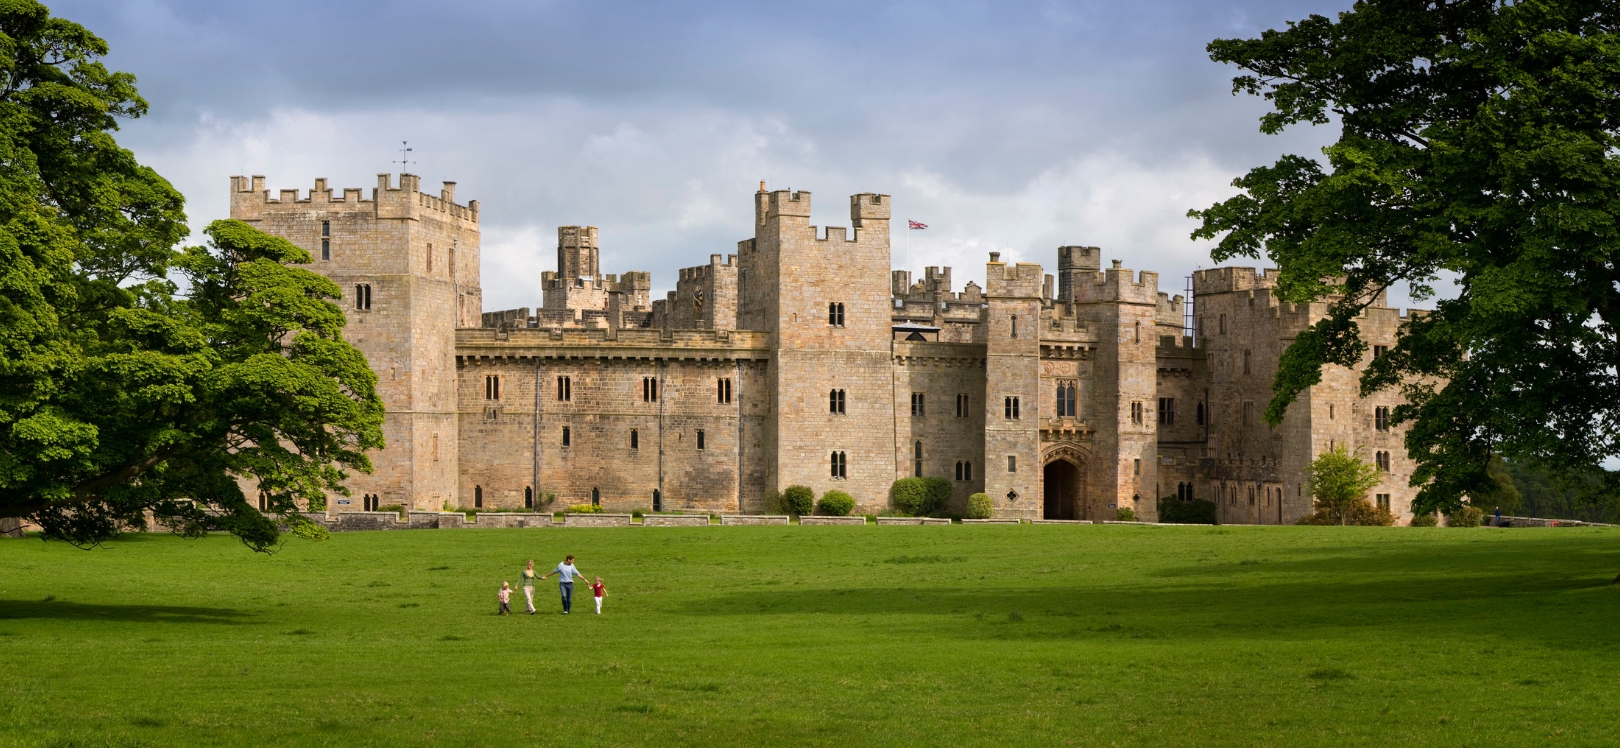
left=2, top=524, right=1618, bottom=747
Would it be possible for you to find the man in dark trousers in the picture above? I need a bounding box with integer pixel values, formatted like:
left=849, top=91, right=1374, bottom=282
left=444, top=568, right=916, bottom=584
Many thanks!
left=539, top=554, right=585, bottom=614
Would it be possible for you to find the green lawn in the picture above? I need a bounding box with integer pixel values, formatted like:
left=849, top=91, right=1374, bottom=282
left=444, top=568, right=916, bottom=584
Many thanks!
left=1, top=525, right=1617, bottom=747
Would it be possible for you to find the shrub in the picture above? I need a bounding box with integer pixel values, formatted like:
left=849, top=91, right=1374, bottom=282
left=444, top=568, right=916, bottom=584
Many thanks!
left=631, top=509, right=644, bottom=518
left=967, top=493, right=993, bottom=519
left=1115, top=507, right=1138, bottom=522
left=1447, top=505, right=1485, bottom=527
left=890, top=477, right=928, bottom=515
left=1410, top=512, right=1439, bottom=527
left=1158, top=497, right=1217, bottom=524
left=375, top=504, right=405, bottom=515
left=566, top=504, right=602, bottom=513
left=780, top=485, right=814, bottom=516
left=761, top=489, right=781, bottom=514
left=1297, top=499, right=1394, bottom=526
left=816, top=490, right=855, bottom=516
left=920, top=477, right=953, bottom=516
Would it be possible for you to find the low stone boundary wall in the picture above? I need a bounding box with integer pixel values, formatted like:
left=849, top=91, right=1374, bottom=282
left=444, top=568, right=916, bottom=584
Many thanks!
left=962, top=518, right=1021, bottom=525
left=463, top=513, right=553, bottom=528
left=642, top=514, right=711, bottom=527
left=564, top=513, right=633, bottom=527
left=1493, top=515, right=1615, bottom=528
left=875, top=517, right=952, bottom=525
left=721, top=515, right=789, bottom=525
left=799, top=516, right=867, bottom=525
left=1032, top=519, right=1092, bottom=525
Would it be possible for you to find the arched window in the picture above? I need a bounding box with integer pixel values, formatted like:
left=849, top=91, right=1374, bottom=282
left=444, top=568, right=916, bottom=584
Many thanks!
left=831, top=451, right=847, bottom=479
left=525, top=487, right=534, bottom=508
left=474, top=485, right=483, bottom=509
left=914, top=441, right=923, bottom=477
left=653, top=489, right=662, bottom=512
left=829, top=389, right=846, bottom=415
left=1196, top=401, right=1206, bottom=425
left=591, top=487, right=600, bottom=506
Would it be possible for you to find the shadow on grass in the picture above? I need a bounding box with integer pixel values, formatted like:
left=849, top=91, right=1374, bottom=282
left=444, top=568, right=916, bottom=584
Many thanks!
left=0, top=599, right=249, bottom=624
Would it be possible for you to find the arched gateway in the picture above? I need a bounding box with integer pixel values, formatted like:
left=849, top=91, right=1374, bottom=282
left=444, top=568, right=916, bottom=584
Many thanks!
left=1041, top=445, right=1088, bottom=520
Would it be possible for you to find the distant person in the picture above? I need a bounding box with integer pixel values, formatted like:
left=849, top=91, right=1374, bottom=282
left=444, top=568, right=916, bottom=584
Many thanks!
left=498, top=581, right=512, bottom=616
left=1494, top=507, right=1502, bottom=527
left=521, top=559, right=538, bottom=614
left=539, top=554, right=584, bottom=614
left=591, top=577, right=607, bottom=615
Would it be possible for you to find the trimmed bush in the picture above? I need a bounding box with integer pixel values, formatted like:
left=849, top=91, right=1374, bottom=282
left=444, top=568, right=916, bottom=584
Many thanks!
left=890, top=478, right=928, bottom=515
left=1158, top=497, right=1217, bottom=524
left=1297, top=499, right=1393, bottom=526
left=1446, top=505, right=1485, bottom=527
left=1115, top=507, right=1138, bottom=522
left=967, top=493, right=993, bottom=519
left=1410, top=512, right=1438, bottom=527
left=921, top=477, right=953, bottom=516
left=566, top=504, right=602, bottom=513
left=781, top=485, right=814, bottom=516
left=817, top=490, right=855, bottom=516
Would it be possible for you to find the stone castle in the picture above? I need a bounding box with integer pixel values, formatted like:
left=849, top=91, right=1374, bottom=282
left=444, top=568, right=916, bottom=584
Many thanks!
left=229, top=174, right=1420, bottom=523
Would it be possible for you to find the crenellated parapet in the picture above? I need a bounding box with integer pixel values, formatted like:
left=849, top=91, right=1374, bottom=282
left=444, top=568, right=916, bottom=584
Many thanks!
left=229, top=174, right=479, bottom=228
left=1069, top=259, right=1160, bottom=305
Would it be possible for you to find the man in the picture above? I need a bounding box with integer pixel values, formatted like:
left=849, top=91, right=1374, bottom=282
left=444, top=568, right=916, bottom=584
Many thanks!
left=539, top=554, right=584, bottom=614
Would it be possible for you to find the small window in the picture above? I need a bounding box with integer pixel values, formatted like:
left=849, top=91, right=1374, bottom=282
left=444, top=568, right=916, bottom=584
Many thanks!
left=1011, top=315, right=1018, bottom=339
left=630, top=429, right=639, bottom=450
left=1134, top=320, right=1140, bottom=344
left=484, top=374, right=500, bottom=401
left=697, top=430, right=706, bottom=450
left=956, top=394, right=970, bottom=417
left=427, top=244, right=434, bottom=273
left=1329, top=403, right=1335, bottom=420
left=643, top=377, right=659, bottom=403
left=1242, top=401, right=1254, bottom=425
left=1373, top=345, right=1389, bottom=359
left=831, top=450, right=847, bottom=479
left=1004, top=396, right=1020, bottom=420
left=1375, top=406, right=1390, bottom=432
left=1196, top=401, right=1206, bottom=426
left=1134, top=458, right=1140, bottom=476
left=355, top=284, right=372, bottom=311
left=321, top=220, right=330, bottom=237
left=557, top=376, right=572, bottom=402
left=474, top=485, right=483, bottom=509
left=1248, top=486, right=1255, bottom=505
left=1375, top=493, right=1391, bottom=510
left=561, top=426, right=571, bottom=447
left=955, top=461, right=964, bottom=481
left=830, top=389, right=846, bottom=415
left=913, top=441, right=923, bottom=477
left=524, top=487, right=533, bottom=508
left=964, top=460, right=972, bottom=480
left=591, top=488, right=600, bottom=507
left=911, top=393, right=925, bottom=417
left=718, top=378, right=732, bottom=404
left=1007, top=455, right=1017, bottom=472
left=1376, top=450, right=1390, bottom=472
left=1219, top=314, right=1227, bottom=334
left=1158, top=397, right=1174, bottom=425
left=1243, top=349, right=1252, bottom=375
left=321, top=238, right=330, bottom=261
left=1130, top=401, right=1143, bottom=424
left=828, top=302, right=845, bottom=327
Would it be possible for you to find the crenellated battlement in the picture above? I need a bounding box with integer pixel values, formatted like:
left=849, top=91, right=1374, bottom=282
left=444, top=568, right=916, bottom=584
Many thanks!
left=229, top=173, right=479, bottom=224
left=764, top=189, right=812, bottom=220
left=850, top=193, right=890, bottom=225
left=678, top=254, right=737, bottom=281
left=1191, top=266, right=1277, bottom=296
left=985, top=253, right=1044, bottom=298
left=1069, top=260, right=1159, bottom=305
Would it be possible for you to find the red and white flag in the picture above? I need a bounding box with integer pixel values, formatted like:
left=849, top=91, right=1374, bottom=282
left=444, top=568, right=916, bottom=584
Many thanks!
left=908, top=220, right=928, bottom=230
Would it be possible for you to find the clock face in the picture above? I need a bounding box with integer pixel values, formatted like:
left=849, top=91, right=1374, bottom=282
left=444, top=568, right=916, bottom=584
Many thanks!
left=694, top=289, right=705, bottom=310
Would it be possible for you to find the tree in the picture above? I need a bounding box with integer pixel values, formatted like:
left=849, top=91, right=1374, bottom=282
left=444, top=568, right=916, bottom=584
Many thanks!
left=1301, top=445, right=1387, bottom=526
left=1190, top=1, right=1620, bottom=525
left=0, top=1, right=383, bottom=551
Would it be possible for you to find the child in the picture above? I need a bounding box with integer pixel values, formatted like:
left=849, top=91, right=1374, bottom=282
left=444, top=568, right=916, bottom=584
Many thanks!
left=498, top=581, right=512, bottom=616
left=591, top=577, right=606, bottom=615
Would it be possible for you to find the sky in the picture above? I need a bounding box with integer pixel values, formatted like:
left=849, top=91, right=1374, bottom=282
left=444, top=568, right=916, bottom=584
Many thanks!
left=55, top=0, right=1385, bottom=313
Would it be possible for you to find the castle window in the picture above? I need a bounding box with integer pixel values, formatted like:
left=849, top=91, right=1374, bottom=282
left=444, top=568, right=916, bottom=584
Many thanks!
left=1248, top=486, right=1255, bottom=505
left=828, top=302, right=845, bottom=327
left=1243, top=350, right=1251, bottom=375
left=484, top=375, right=500, bottom=401
left=1004, top=396, right=1020, bottom=420
left=561, top=426, right=571, bottom=447
left=911, top=393, right=925, bottom=417
left=474, top=485, right=483, bottom=509
left=1376, top=450, right=1390, bottom=472
left=630, top=429, right=639, bottom=450
left=1375, top=406, right=1391, bottom=431
left=557, top=376, right=572, bottom=402
left=830, top=389, right=846, bottom=415
left=653, top=489, right=662, bottom=512
left=321, top=220, right=330, bottom=237
left=592, top=488, right=600, bottom=506
left=1197, top=401, right=1206, bottom=425
left=914, top=441, right=923, bottom=477
left=1130, top=401, right=1143, bottom=424
left=956, top=394, right=970, bottom=417
left=1007, top=455, right=1017, bottom=472
left=1329, top=403, right=1335, bottom=420
left=432, top=432, right=440, bottom=461
left=964, top=460, right=972, bottom=480
left=1373, top=345, right=1389, bottom=360
left=321, top=238, right=330, bottom=261
left=1134, top=459, right=1141, bottom=476
left=1158, top=397, right=1174, bottom=425
left=427, top=244, right=434, bottom=273
left=718, top=378, right=732, bottom=404
left=1242, top=401, right=1254, bottom=425
left=1011, top=315, right=1018, bottom=339
left=831, top=451, right=847, bottom=479
left=355, top=284, right=372, bottom=311
left=1134, top=321, right=1140, bottom=344
left=1376, top=493, right=1391, bottom=510
left=1219, top=314, right=1227, bottom=334
left=525, top=487, right=533, bottom=508
left=697, top=430, right=706, bottom=450
left=643, top=377, right=659, bottom=403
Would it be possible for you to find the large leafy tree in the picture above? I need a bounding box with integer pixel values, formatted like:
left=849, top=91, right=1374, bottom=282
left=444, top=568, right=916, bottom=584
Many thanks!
left=1191, top=0, right=1620, bottom=521
left=0, top=1, right=383, bottom=550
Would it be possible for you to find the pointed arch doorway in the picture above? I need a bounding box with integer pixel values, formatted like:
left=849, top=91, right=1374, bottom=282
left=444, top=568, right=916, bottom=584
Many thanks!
left=1043, top=457, right=1084, bottom=520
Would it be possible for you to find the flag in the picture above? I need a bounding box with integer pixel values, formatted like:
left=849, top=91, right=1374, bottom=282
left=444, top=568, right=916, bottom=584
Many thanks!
left=908, top=220, right=928, bottom=230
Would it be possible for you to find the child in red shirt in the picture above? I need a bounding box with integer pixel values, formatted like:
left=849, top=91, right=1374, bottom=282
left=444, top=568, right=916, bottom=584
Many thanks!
left=591, top=577, right=606, bottom=615
left=497, top=581, right=512, bottom=616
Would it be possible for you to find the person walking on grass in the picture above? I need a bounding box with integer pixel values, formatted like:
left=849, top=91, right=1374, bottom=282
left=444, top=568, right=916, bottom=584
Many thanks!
left=591, top=577, right=607, bottom=615
left=521, top=559, right=538, bottom=614
left=498, top=581, right=512, bottom=616
left=539, top=554, right=584, bottom=614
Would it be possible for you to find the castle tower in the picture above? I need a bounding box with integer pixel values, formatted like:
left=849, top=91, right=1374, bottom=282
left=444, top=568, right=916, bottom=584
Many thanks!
left=229, top=173, right=481, bottom=510
left=1070, top=258, right=1161, bottom=521
left=558, top=226, right=600, bottom=281
left=983, top=253, right=1044, bottom=519
left=1056, top=245, right=1101, bottom=303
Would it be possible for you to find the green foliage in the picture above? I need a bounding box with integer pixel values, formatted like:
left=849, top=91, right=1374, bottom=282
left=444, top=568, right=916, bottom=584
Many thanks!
left=566, top=504, right=603, bottom=514
left=780, top=486, right=814, bottom=516
left=631, top=509, right=644, bottom=518
left=966, top=493, right=993, bottom=519
left=1446, top=505, right=1485, bottom=528
left=1410, top=512, right=1439, bottom=528
left=1115, top=507, right=1138, bottom=522
left=0, top=2, right=383, bottom=552
left=816, top=490, right=855, bottom=516
left=1299, top=446, right=1384, bottom=526
left=374, top=504, right=404, bottom=516
left=1191, top=2, right=1620, bottom=514
left=1498, top=457, right=1620, bottom=523
left=1158, top=498, right=1217, bottom=525
left=920, top=477, right=953, bottom=516
left=760, top=489, right=781, bottom=514
left=890, top=478, right=927, bottom=515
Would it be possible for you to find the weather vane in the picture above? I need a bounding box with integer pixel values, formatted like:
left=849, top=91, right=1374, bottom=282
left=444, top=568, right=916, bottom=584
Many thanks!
left=393, top=141, right=416, bottom=173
